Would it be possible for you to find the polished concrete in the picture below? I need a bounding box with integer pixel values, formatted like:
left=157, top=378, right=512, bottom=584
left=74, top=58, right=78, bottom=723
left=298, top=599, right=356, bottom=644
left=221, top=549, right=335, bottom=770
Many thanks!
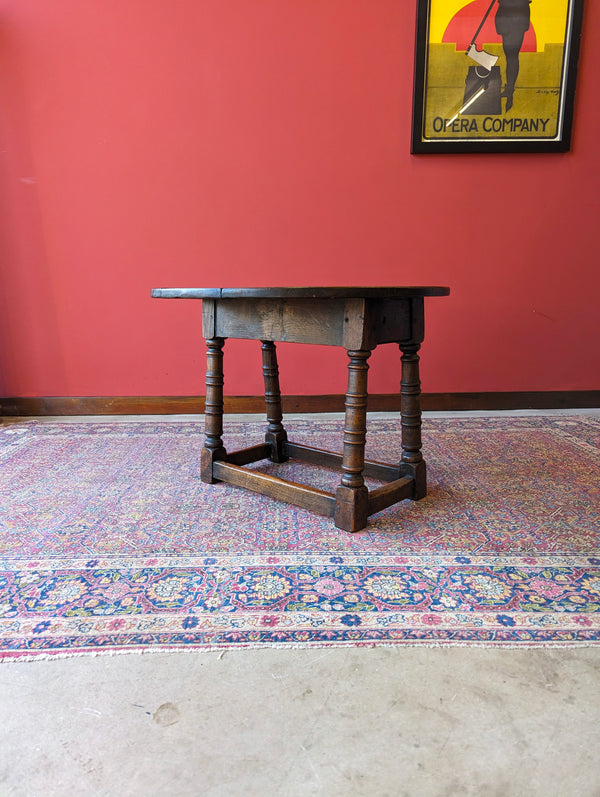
left=1, top=411, right=599, bottom=796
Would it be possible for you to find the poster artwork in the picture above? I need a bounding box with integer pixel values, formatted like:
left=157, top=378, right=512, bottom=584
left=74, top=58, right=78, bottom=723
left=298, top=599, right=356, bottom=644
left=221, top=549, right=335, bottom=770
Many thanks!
left=412, top=0, right=583, bottom=152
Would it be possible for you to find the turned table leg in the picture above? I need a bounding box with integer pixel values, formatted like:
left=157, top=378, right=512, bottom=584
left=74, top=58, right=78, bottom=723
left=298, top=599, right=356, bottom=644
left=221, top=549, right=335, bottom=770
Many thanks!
left=335, top=349, right=371, bottom=532
left=261, top=340, right=288, bottom=463
left=201, top=336, right=227, bottom=483
left=399, top=343, right=426, bottom=499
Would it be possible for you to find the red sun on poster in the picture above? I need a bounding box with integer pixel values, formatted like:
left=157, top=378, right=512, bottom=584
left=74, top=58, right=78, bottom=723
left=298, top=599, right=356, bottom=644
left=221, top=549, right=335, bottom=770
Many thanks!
left=442, top=0, right=537, bottom=52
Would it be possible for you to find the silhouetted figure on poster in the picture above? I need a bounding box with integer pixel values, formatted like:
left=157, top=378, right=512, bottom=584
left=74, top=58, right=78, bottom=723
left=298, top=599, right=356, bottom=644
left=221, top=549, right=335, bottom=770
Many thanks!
left=495, top=0, right=531, bottom=110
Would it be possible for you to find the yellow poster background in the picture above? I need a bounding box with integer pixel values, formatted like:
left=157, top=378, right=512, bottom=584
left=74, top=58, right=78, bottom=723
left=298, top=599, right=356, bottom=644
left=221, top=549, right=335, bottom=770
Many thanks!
left=422, top=0, right=572, bottom=141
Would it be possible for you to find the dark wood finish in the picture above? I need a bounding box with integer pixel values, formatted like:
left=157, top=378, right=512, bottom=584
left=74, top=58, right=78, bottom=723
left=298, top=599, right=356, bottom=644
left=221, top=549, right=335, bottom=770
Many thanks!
left=261, top=341, right=288, bottom=462
left=285, top=442, right=401, bottom=481
left=150, top=286, right=452, bottom=532
left=367, top=477, right=414, bottom=516
left=225, top=444, right=271, bottom=467
left=332, top=350, right=370, bottom=530
left=199, top=296, right=418, bottom=350
left=2, top=391, right=599, bottom=417
left=339, top=350, right=371, bottom=490
left=399, top=343, right=426, bottom=499
left=200, top=337, right=226, bottom=483
left=211, top=297, right=351, bottom=346
left=152, top=286, right=450, bottom=300
left=334, top=485, right=369, bottom=533
left=213, top=461, right=336, bottom=517
left=285, top=442, right=345, bottom=469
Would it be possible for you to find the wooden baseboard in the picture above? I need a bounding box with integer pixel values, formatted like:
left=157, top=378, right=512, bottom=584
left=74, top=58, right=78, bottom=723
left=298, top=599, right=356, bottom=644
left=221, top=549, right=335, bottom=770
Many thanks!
left=1, top=391, right=599, bottom=416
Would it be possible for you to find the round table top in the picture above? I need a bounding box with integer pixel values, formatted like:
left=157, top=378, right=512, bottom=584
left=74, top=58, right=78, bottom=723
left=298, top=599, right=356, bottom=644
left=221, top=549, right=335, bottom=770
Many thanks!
left=151, top=286, right=450, bottom=299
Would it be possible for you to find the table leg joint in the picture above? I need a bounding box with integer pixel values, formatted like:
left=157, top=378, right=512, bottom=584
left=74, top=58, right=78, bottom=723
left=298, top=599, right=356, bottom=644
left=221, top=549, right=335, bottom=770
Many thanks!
left=334, top=485, right=369, bottom=532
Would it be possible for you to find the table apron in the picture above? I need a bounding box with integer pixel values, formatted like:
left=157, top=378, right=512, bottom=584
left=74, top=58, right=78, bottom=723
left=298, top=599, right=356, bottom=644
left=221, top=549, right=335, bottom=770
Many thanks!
left=202, top=297, right=423, bottom=348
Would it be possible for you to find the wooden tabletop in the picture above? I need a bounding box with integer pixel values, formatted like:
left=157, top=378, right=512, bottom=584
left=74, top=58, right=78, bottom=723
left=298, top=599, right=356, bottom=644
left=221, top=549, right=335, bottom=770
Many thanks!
left=151, top=286, right=450, bottom=299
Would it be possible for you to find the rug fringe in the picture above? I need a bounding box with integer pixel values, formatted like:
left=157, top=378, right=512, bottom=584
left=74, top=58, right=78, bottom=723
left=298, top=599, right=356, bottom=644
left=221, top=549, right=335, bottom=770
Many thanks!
left=3, top=638, right=600, bottom=663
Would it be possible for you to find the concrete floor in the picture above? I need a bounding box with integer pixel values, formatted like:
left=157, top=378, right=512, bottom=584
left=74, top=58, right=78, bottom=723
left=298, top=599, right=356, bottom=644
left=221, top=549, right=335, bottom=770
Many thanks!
left=2, top=411, right=600, bottom=796
left=1, top=647, right=600, bottom=796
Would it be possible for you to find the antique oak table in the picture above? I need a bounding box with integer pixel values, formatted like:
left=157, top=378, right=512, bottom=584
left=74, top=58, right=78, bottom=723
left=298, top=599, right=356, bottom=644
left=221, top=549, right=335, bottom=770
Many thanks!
left=151, top=287, right=450, bottom=532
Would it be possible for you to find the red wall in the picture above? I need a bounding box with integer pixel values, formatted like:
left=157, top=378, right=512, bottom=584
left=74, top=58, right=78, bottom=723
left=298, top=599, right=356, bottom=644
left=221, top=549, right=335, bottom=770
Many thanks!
left=0, top=0, right=598, bottom=399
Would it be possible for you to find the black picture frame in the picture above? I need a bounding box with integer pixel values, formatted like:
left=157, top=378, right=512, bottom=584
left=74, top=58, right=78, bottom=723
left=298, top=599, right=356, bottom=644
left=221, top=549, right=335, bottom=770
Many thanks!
left=411, top=0, right=584, bottom=153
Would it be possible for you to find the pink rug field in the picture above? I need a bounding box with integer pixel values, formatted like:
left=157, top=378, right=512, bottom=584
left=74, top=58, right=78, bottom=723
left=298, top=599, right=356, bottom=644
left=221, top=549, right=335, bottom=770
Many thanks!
left=1, top=415, right=599, bottom=658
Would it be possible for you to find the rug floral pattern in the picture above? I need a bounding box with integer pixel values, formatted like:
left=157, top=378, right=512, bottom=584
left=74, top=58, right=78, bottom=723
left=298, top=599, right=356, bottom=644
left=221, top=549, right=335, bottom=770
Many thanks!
left=1, top=416, right=599, bottom=657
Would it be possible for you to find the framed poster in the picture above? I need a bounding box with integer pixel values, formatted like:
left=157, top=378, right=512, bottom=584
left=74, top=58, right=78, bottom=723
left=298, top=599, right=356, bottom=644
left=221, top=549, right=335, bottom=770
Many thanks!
left=411, top=0, right=584, bottom=153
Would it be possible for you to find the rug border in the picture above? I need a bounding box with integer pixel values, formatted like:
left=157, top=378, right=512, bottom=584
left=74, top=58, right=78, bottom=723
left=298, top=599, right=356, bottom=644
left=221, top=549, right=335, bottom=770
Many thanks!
left=2, top=415, right=599, bottom=656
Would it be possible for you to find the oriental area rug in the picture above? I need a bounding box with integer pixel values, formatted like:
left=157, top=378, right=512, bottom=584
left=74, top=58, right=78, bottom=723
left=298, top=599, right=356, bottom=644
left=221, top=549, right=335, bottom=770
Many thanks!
left=1, top=415, right=599, bottom=659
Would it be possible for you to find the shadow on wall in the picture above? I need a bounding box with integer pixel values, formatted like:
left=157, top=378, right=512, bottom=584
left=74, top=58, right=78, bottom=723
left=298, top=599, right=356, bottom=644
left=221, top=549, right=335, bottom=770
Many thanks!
left=0, top=21, right=65, bottom=398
